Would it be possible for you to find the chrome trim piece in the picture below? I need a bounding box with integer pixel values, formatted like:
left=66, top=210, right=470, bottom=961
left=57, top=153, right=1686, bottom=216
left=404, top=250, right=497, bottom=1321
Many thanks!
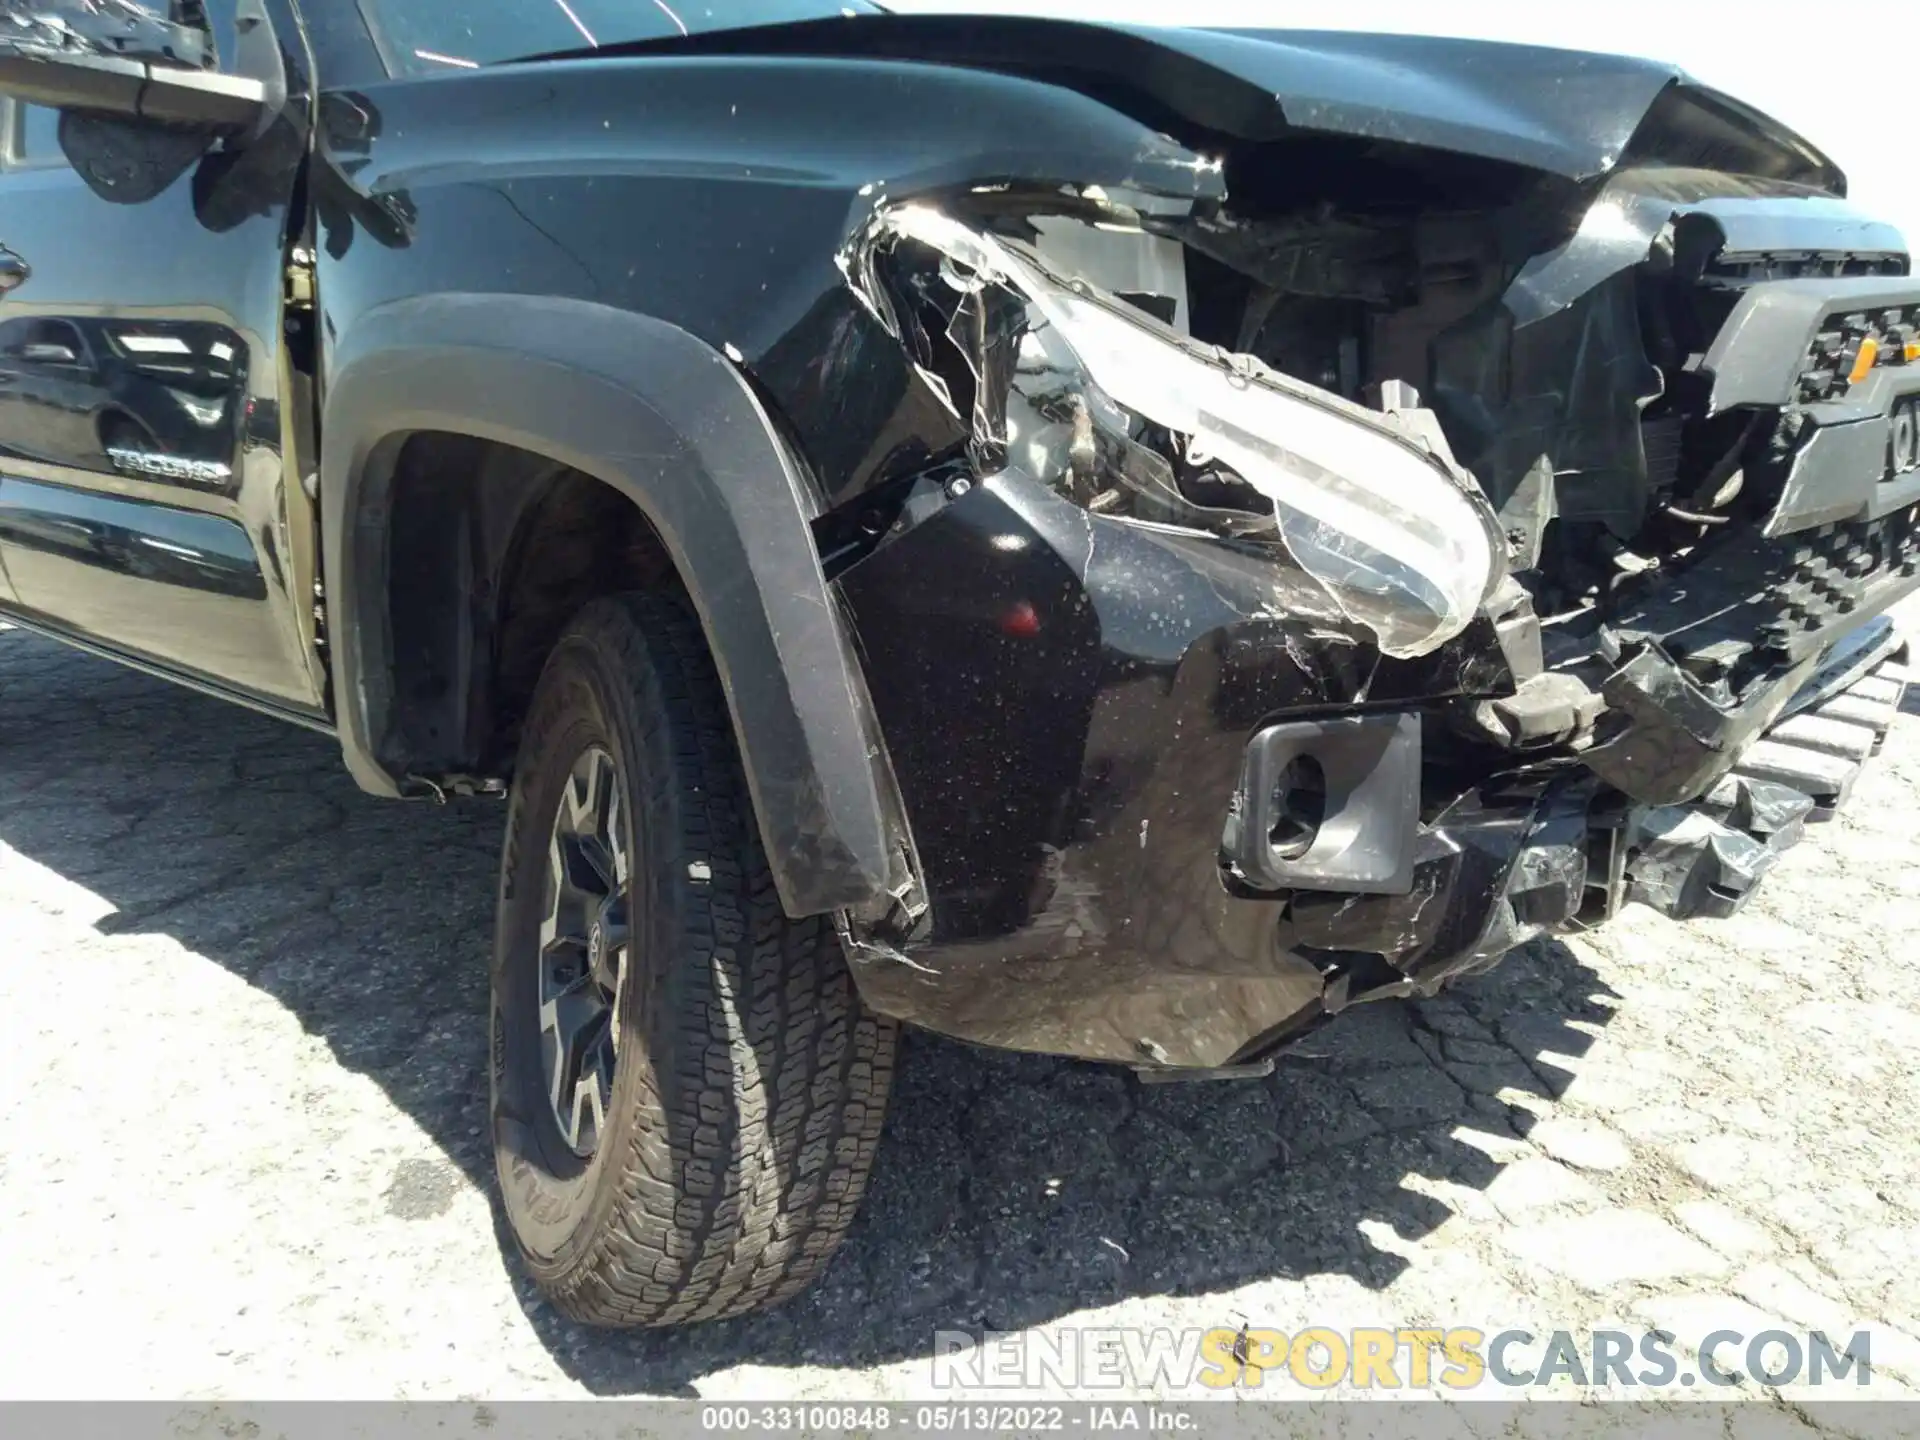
left=106, top=447, right=232, bottom=487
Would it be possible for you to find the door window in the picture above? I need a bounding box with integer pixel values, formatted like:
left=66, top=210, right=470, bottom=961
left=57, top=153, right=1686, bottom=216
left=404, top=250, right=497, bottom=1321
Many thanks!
left=7, top=103, right=66, bottom=168
left=0, top=317, right=87, bottom=367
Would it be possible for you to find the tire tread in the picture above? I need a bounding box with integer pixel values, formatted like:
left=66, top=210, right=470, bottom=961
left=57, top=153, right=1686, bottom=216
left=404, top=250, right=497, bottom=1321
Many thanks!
left=506, top=592, right=895, bottom=1327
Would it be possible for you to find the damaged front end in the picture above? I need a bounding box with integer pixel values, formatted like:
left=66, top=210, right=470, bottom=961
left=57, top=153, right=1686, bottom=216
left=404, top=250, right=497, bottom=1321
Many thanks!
left=842, top=202, right=1504, bottom=658
left=810, top=97, right=1916, bottom=1073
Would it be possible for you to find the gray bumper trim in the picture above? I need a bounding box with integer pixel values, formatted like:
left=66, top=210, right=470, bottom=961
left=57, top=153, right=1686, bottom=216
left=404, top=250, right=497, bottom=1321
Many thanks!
left=1622, top=633, right=1909, bottom=921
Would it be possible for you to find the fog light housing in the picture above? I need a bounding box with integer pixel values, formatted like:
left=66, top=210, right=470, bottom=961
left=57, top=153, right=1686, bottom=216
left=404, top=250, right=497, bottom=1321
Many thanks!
left=1226, top=713, right=1422, bottom=894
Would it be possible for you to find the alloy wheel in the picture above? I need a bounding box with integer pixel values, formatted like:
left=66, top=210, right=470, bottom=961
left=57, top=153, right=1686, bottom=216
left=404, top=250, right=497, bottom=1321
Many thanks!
left=536, top=745, right=631, bottom=1158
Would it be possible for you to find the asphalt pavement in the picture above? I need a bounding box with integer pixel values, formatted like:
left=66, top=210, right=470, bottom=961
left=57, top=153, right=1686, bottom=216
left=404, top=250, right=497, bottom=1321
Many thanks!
left=2, top=607, right=1918, bottom=1426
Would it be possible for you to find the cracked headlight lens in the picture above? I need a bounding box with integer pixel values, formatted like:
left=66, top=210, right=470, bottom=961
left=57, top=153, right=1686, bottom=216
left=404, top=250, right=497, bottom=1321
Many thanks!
left=859, top=205, right=1504, bottom=658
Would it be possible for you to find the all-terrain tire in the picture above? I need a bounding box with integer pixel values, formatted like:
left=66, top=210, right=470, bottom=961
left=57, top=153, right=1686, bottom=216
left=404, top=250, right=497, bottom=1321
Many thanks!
left=491, top=592, right=897, bottom=1327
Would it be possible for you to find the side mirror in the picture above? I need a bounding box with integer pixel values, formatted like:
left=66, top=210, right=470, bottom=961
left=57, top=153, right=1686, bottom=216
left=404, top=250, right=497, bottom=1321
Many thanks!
left=0, top=1, right=291, bottom=205
left=16, top=342, right=78, bottom=364
left=0, top=1, right=274, bottom=133
left=0, top=47, right=266, bottom=131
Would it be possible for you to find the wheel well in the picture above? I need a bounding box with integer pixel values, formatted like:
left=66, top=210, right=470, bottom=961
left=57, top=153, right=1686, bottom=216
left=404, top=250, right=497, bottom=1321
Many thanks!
left=97, top=409, right=155, bottom=450
left=378, top=432, right=679, bottom=783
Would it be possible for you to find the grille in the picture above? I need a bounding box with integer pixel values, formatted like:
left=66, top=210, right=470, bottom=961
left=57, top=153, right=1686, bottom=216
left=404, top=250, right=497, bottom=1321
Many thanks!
left=1622, top=504, right=1920, bottom=674
left=1758, top=507, right=1920, bottom=652
left=1641, top=414, right=1686, bottom=494
left=1797, top=302, right=1920, bottom=404
left=1706, top=249, right=1907, bottom=289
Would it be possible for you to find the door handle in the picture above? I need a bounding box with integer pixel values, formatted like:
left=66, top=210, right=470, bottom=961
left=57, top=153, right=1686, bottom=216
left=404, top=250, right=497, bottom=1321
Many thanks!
left=0, top=247, right=30, bottom=293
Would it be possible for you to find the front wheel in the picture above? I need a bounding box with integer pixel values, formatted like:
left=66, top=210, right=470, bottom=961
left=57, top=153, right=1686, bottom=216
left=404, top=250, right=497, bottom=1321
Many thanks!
left=491, top=592, right=897, bottom=1327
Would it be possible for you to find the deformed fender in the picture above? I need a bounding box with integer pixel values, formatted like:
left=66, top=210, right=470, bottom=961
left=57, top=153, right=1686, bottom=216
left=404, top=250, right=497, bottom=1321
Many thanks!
left=321, top=291, right=909, bottom=918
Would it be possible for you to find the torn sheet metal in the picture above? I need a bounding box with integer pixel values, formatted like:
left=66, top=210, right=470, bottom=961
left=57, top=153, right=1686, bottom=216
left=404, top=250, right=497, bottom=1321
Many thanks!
left=1433, top=168, right=1906, bottom=547
left=1505, top=170, right=1906, bottom=330
left=848, top=203, right=1504, bottom=657
left=1279, top=779, right=1591, bottom=986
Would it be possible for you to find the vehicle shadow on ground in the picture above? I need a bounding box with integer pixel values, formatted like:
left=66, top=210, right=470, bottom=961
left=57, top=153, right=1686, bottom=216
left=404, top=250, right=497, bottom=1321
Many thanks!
left=0, top=629, right=1620, bottom=1395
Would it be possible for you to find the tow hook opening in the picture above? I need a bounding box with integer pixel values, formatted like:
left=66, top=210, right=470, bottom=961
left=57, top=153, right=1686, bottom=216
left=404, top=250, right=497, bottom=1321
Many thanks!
left=1267, top=755, right=1327, bottom=859
left=1226, top=713, right=1421, bottom=895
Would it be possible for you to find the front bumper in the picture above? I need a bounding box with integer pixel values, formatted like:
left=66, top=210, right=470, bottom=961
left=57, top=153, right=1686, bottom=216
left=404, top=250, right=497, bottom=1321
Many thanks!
left=837, top=452, right=1913, bottom=1069
left=833, top=261, right=1920, bottom=1070
left=837, top=465, right=1519, bottom=1068
left=1281, top=616, right=1910, bottom=984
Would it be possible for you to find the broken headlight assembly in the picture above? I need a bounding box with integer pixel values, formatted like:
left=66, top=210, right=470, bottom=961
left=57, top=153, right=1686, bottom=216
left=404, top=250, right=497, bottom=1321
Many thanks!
left=851, top=204, right=1506, bottom=657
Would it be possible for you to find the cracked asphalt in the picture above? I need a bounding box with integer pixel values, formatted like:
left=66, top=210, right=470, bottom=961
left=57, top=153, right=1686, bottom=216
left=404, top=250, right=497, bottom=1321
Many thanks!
left=2, top=602, right=1918, bottom=1426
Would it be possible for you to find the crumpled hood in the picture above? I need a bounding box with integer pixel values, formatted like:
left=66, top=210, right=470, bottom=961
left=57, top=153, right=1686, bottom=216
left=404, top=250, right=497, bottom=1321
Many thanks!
left=1125, top=25, right=1829, bottom=184
left=547, top=13, right=1845, bottom=192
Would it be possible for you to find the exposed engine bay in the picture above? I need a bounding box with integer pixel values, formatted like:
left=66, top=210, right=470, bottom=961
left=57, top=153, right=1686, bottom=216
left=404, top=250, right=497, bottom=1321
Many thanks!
left=849, top=158, right=1913, bottom=676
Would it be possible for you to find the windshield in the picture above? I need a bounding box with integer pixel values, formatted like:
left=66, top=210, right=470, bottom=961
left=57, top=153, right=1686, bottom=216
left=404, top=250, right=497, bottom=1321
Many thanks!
left=363, top=1, right=875, bottom=76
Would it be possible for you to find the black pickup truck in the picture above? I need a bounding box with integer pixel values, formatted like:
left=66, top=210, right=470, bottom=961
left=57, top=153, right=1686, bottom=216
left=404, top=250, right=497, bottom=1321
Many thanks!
left=0, top=0, right=1912, bottom=1329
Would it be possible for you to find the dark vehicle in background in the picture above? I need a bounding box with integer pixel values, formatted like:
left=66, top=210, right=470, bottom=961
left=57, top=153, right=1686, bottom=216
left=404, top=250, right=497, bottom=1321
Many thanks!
left=0, top=314, right=242, bottom=479
left=0, top=0, right=1912, bottom=1328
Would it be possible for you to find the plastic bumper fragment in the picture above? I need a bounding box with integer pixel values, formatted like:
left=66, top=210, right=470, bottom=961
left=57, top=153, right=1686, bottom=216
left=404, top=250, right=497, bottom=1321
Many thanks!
left=1729, top=650, right=1908, bottom=819
left=1732, top=739, right=1859, bottom=818
left=1818, top=691, right=1900, bottom=743
left=1624, top=781, right=1814, bottom=921
left=1766, top=712, right=1877, bottom=761
left=1622, top=645, right=1906, bottom=925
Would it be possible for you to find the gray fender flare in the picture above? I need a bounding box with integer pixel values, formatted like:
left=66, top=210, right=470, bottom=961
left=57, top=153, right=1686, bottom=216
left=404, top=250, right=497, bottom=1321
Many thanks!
left=321, top=292, right=907, bottom=917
